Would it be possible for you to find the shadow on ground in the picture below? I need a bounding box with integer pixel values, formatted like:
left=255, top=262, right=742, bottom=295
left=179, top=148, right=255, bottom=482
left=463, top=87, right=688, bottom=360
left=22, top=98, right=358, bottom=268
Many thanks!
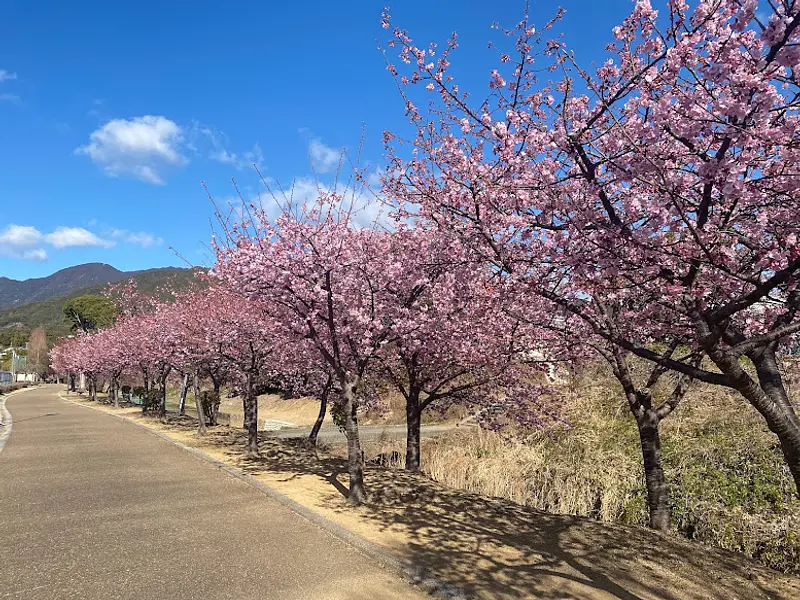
left=144, top=415, right=800, bottom=600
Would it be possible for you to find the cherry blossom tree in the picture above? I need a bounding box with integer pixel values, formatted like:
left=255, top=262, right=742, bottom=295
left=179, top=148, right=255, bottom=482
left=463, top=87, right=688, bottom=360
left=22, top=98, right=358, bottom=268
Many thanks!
left=382, top=0, right=800, bottom=524
left=197, top=288, right=287, bottom=456
left=213, top=194, right=402, bottom=504
left=171, top=290, right=228, bottom=433
left=375, top=226, right=565, bottom=470
left=90, top=326, right=131, bottom=407
left=52, top=333, right=102, bottom=400
left=50, top=336, right=83, bottom=393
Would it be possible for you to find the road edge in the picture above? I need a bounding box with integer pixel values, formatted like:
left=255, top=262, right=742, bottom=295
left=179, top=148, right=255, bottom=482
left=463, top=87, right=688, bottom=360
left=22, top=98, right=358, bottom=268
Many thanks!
left=56, top=392, right=466, bottom=600
left=0, top=386, right=37, bottom=454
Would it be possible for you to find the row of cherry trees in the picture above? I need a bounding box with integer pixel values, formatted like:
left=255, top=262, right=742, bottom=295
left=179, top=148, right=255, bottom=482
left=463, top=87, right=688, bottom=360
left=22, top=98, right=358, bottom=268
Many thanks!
left=380, top=0, right=800, bottom=530
left=51, top=0, right=800, bottom=531
left=51, top=204, right=561, bottom=505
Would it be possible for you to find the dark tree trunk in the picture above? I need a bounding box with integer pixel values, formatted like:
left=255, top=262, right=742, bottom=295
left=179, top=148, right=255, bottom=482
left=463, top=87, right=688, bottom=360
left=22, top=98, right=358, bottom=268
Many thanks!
left=752, top=350, right=800, bottom=494
left=193, top=372, right=207, bottom=435
left=110, top=376, right=119, bottom=408
left=609, top=348, right=677, bottom=532
left=636, top=416, right=670, bottom=531
left=405, top=391, right=422, bottom=472
left=211, top=373, right=221, bottom=396
left=68, top=373, right=76, bottom=392
left=308, top=379, right=331, bottom=447
left=211, top=376, right=222, bottom=425
left=141, top=369, right=150, bottom=415
left=244, top=374, right=259, bottom=457
left=159, top=375, right=167, bottom=419
left=708, top=345, right=800, bottom=495
left=342, top=381, right=366, bottom=504
left=177, top=374, right=189, bottom=416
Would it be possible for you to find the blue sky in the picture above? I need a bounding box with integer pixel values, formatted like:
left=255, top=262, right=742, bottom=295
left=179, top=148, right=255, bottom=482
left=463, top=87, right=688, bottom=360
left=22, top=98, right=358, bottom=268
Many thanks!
left=0, top=0, right=632, bottom=280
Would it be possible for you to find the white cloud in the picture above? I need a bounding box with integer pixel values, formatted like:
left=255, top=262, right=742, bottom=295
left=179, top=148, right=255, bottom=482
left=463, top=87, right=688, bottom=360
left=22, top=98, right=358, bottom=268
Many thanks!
left=76, top=115, right=187, bottom=184
left=308, top=139, right=341, bottom=173
left=211, top=144, right=264, bottom=171
left=191, top=123, right=264, bottom=171
left=0, top=93, right=20, bottom=104
left=0, top=223, right=136, bottom=260
left=259, top=176, right=387, bottom=228
left=110, top=229, right=163, bottom=248
left=366, top=166, right=384, bottom=189
left=0, top=225, right=46, bottom=261
left=287, top=177, right=326, bottom=207
left=0, top=224, right=42, bottom=248
left=0, top=70, right=16, bottom=82
left=23, top=248, right=48, bottom=261
left=44, top=227, right=115, bottom=248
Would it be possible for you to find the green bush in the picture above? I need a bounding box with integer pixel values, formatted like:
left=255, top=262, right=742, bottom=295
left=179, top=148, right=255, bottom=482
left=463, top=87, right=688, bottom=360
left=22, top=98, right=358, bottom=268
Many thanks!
left=145, top=389, right=162, bottom=411
left=199, top=390, right=220, bottom=425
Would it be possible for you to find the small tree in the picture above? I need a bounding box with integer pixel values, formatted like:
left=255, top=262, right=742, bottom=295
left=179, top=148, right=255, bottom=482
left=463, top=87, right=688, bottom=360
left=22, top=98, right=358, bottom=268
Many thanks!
left=27, top=327, right=50, bottom=381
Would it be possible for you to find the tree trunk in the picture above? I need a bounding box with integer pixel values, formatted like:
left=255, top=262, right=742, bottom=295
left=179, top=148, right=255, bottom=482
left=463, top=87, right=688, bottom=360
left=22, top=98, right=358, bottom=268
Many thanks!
left=159, top=375, right=167, bottom=420
left=708, top=346, right=800, bottom=495
left=244, top=373, right=259, bottom=458
left=68, top=373, right=76, bottom=392
left=405, top=392, right=422, bottom=472
left=751, top=349, right=800, bottom=494
left=342, top=381, right=367, bottom=505
left=142, top=369, right=150, bottom=415
left=636, top=416, right=670, bottom=531
left=110, top=376, right=119, bottom=408
left=308, top=377, right=331, bottom=446
left=177, top=374, right=189, bottom=416
left=746, top=391, right=800, bottom=494
left=211, top=373, right=221, bottom=396
left=211, top=377, right=222, bottom=424
left=193, top=372, right=207, bottom=435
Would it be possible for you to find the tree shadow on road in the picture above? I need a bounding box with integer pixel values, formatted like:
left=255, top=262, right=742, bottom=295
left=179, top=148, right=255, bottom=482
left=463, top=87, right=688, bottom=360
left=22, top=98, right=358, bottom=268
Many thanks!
left=160, top=421, right=800, bottom=600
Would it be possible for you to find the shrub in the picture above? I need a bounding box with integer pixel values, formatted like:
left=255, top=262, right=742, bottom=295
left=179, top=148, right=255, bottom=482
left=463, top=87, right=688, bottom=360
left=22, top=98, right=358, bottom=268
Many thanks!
left=199, top=390, right=220, bottom=425
left=145, top=389, right=162, bottom=411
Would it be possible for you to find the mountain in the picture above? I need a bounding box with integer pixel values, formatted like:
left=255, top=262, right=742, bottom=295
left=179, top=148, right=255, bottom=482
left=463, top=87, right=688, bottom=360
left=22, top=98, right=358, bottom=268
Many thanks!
left=0, top=263, right=127, bottom=310
left=0, top=263, right=187, bottom=310
left=0, top=264, right=198, bottom=344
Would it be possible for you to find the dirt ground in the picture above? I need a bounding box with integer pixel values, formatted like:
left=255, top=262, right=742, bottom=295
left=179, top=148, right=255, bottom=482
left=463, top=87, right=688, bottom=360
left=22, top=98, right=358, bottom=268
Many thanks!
left=219, top=394, right=323, bottom=427
left=61, top=394, right=800, bottom=600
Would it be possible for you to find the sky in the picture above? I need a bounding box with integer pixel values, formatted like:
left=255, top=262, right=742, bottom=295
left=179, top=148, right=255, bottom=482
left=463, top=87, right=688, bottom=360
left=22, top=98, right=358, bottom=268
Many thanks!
left=0, top=0, right=633, bottom=281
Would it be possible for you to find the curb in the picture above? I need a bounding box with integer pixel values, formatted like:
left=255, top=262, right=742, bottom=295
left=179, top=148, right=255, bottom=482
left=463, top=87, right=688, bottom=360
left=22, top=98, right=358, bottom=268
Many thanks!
left=0, top=386, right=37, bottom=454
left=57, top=392, right=467, bottom=599
left=0, top=395, right=12, bottom=453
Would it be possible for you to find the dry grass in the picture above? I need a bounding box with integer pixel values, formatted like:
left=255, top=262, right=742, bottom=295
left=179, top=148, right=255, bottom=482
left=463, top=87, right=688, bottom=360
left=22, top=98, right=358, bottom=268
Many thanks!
left=329, top=363, right=800, bottom=574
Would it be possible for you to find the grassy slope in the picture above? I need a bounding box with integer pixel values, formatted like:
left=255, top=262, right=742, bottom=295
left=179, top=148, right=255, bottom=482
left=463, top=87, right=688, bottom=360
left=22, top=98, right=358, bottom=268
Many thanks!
left=410, top=363, right=800, bottom=574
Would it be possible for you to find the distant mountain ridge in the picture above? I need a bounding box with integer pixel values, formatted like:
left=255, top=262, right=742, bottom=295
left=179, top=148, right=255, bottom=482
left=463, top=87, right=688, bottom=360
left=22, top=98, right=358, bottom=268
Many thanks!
left=0, top=263, right=183, bottom=310
left=0, top=264, right=197, bottom=342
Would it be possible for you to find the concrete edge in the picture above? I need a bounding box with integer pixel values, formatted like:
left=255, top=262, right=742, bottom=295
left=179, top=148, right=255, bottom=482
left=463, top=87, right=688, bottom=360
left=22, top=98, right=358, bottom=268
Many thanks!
left=0, top=395, right=12, bottom=453
left=0, top=386, right=39, bottom=453
left=56, top=392, right=467, bottom=600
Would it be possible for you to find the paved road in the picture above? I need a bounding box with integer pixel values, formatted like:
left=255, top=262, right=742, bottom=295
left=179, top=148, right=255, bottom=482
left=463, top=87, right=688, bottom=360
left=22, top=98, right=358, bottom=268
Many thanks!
left=0, top=386, right=427, bottom=600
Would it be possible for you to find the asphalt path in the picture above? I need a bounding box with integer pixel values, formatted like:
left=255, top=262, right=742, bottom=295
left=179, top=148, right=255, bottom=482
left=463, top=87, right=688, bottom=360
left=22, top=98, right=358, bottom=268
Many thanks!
left=0, top=385, right=427, bottom=600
